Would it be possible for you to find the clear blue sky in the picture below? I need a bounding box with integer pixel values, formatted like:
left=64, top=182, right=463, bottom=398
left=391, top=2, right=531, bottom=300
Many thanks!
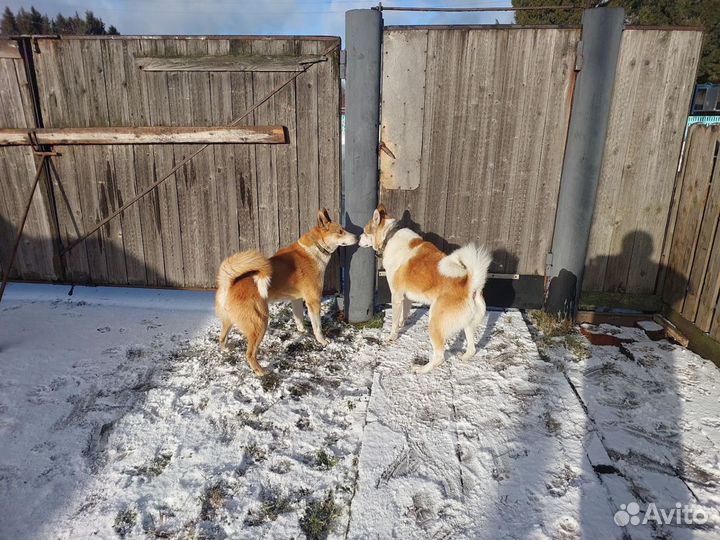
left=5, top=0, right=515, bottom=39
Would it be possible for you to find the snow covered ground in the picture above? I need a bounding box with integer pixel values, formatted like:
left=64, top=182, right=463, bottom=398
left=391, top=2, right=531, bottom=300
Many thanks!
left=0, top=283, right=718, bottom=539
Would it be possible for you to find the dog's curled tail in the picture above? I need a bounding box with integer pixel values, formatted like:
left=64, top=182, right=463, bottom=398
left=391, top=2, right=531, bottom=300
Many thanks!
left=438, top=243, right=493, bottom=293
left=216, top=250, right=272, bottom=307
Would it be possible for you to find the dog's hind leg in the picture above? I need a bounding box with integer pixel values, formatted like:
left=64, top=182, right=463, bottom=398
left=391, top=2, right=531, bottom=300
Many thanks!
left=245, top=312, right=269, bottom=377
left=399, top=298, right=412, bottom=328
left=415, top=306, right=447, bottom=373
left=291, top=299, right=306, bottom=333
left=219, top=320, right=232, bottom=349
left=460, top=325, right=476, bottom=361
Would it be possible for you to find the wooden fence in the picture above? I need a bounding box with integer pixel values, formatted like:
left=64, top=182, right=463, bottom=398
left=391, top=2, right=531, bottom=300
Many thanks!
left=378, top=26, right=703, bottom=285
left=1, top=28, right=709, bottom=310
left=662, top=124, right=720, bottom=340
left=0, top=36, right=341, bottom=290
left=582, top=29, right=704, bottom=298
left=379, top=27, right=580, bottom=276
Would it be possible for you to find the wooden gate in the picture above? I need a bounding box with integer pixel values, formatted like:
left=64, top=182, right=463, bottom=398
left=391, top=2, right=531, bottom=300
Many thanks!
left=378, top=25, right=702, bottom=307
left=379, top=27, right=578, bottom=278
left=0, top=36, right=341, bottom=290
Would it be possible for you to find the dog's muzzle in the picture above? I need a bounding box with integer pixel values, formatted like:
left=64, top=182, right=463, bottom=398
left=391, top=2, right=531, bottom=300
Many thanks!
left=342, top=233, right=359, bottom=246
left=358, top=233, right=373, bottom=248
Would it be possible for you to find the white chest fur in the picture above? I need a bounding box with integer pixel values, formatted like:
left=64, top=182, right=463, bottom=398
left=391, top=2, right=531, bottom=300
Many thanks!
left=382, top=228, right=422, bottom=285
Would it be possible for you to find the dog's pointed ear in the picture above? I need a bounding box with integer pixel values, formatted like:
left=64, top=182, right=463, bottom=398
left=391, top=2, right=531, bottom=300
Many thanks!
left=373, top=203, right=388, bottom=225
left=322, top=207, right=332, bottom=222
left=317, top=208, right=330, bottom=229
left=372, top=208, right=382, bottom=226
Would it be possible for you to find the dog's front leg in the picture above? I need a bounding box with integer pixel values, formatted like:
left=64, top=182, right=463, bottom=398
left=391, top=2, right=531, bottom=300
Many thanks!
left=291, top=299, right=306, bottom=333
left=389, top=293, right=404, bottom=341
left=306, top=299, right=328, bottom=346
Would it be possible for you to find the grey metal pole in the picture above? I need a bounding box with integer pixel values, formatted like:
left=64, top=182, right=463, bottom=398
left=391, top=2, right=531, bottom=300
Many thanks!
left=344, top=9, right=382, bottom=323
left=545, top=7, right=624, bottom=318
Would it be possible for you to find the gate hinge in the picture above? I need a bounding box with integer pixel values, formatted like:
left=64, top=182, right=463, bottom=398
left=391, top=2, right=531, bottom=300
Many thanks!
left=546, top=252, right=553, bottom=271
left=575, top=40, right=583, bottom=71
left=340, top=49, right=346, bottom=79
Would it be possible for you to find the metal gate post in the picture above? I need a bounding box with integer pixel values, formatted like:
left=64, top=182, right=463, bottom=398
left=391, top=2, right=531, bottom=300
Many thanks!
left=343, top=8, right=382, bottom=323
left=545, top=7, right=624, bottom=318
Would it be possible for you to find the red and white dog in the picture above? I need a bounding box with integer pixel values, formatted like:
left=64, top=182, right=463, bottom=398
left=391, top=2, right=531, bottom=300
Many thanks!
left=216, top=209, right=357, bottom=375
left=359, top=204, right=492, bottom=373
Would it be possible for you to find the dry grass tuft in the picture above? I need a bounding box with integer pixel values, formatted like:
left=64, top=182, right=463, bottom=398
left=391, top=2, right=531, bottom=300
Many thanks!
left=300, top=491, right=340, bottom=540
left=528, top=310, right=574, bottom=337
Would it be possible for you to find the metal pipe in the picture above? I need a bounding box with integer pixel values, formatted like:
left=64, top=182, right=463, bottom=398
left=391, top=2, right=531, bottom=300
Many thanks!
left=545, top=7, right=624, bottom=318
left=343, top=9, right=383, bottom=323
left=378, top=5, right=585, bottom=12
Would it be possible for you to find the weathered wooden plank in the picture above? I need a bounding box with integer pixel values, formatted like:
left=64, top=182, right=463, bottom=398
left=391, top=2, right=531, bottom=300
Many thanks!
left=486, top=29, right=528, bottom=271
left=690, top=131, right=720, bottom=328
left=379, top=30, right=428, bottom=190
left=506, top=29, right=555, bottom=275
left=176, top=38, right=220, bottom=288
left=317, top=40, right=342, bottom=292
left=101, top=38, right=147, bottom=285
left=164, top=38, right=202, bottom=287
left=663, top=125, right=719, bottom=311
left=271, top=39, right=300, bottom=248
left=380, top=27, right=439, bottom=237
left=34, top=40, right=91, bottom=281
left=139, top=38, right=184, bottom=286
left=252, top=39, right=281, bottom=255
left=79, top=38, right=127, bottom=284
left=521, top=29, right=578, bottom=275
left=442, top=29, right=490, bottom=253
left=583, top=31, right=646, bottom=291
left=188, top=38, right=222, bottom=288
left=420, top=29, right=467, bottom=252
left=0, top=126, right=286, bottom=145
left=135, top=54, right=325, bottom=72
left=296, top=40, right=320, bottom=234
left=465, top=30, right=510, bottom=272
left=122, top=38, right=164, bottom=286
left=229, top=39, right=260, bottom=252
left=208, top=39, right=240, bottom=265
left=602, top=31, right=667, bottom=294
left=627, top=31, right=703, bottom=294
left=49, top=40, right=110, bottom=284
left=585, top=30, right=702, bottom=295
left=0, top=56, right=57, bottom=281
left=0, top=39, right=21, bottom=59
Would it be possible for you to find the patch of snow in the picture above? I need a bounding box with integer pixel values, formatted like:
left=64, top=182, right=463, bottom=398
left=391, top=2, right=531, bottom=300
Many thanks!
left=2, top=284, right=718, bottom=540
left=348, top=309, right=622, bottom=540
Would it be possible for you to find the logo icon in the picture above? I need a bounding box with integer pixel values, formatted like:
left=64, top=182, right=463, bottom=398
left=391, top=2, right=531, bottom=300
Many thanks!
left=614, top=502, right=641, bottom=526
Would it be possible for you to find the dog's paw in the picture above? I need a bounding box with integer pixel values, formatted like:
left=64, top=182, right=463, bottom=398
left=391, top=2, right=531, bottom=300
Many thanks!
left=386, top=332, right=399, bottom=343
left=254, top=366, right=269, bottom=377
left=316, top=337, right=329, bottom=347
left=459, top=350, right=476, bottom=362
